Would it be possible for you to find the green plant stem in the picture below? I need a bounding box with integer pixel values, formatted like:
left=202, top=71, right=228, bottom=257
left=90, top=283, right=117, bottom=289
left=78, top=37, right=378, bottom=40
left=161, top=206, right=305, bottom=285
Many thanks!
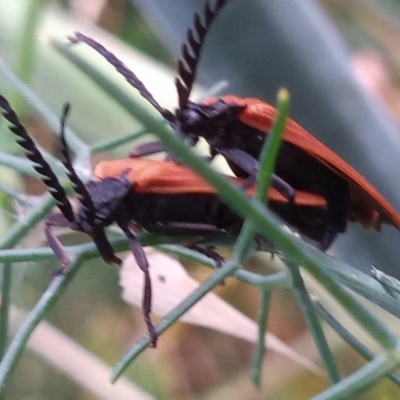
left=0, top=263, right=12, bottom=360
left=0, top=195, right=55, bottom=249
left=0, top=9, right=47, bottom=352
left=11, top=0, right=48, bottom=117
left=313, top=351, right=400, bottom=400
left=0, top=193, right=57, bottom=390
left=0, top=153, right=43, bottom=178
left=251, top=290, right=270, bottom=387
left=0, top=152, right=66, bottom=178
left=287, top=262, right=340, bottom=383
left=370, top=267, right=400, bottom=300
left=0, top=256, right=82, bottom=390
left=0, top=196, right=56, bottom=373
left=315, top=301, right=400, bottom=386
left=91, top=127, right=152, bottom=153
left=0, top=56, right=87, bottom=158
left=0, top=183, right=33, bottom=206
left=156, top=245, right=291, bottom=288
left=302, top=244, right=400, bottom=319
left=255, top=88, right=289, bottom=202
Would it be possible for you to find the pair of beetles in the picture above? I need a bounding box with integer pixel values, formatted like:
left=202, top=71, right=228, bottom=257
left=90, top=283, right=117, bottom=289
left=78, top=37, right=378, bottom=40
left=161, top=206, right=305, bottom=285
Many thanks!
left=1, top=0, right=400, bottom=345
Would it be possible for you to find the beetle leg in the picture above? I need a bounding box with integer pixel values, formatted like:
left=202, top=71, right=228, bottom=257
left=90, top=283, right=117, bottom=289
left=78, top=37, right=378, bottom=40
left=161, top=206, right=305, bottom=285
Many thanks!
left=45, top=213, right=121, bottom=274
left=118, top=223, right=157, bottom=347
left=142, top=222, right=225, bottom=264
left=143, top=222, right=219, bottom=236
left=171, top=233, right=224, bottom=267
left=163, top=135, right=199, bottom=163
left=129, top=137, right=199, bottom=162
left=129, top=134, right=202, bottom=163
left=186, top=242, right=225, bottom=267
left=217, top=147, right=296, bottom=201
left=45, top=212, right=74, bottom=274
left=91, top=228, right=122, bottom=266
left=315, top=228, right=337, bottom=251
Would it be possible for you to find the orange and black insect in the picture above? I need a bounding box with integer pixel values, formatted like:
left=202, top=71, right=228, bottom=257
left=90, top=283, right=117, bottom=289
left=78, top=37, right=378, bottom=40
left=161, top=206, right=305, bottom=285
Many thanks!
left=68, top=0, right=400, bottom=249
left=0, top=94, right=330, bottom=346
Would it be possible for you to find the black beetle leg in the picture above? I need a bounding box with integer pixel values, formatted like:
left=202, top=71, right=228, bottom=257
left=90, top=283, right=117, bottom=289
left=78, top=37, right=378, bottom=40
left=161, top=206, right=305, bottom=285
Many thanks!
left=181, top=234, right=225, bottom=267
left=217, top=147, right=296, bottom=201
left=119, top=223, right=157, bottom=347
left=91, top=228, right=122, bottom=266
left=189, top=244, right=225, bottom=267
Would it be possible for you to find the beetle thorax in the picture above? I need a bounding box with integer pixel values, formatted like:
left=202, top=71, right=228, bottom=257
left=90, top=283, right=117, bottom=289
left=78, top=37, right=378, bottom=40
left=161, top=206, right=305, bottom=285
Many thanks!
left=74, top=177, right=133, bottom=233
left=177, top=99, right=245, bottom=142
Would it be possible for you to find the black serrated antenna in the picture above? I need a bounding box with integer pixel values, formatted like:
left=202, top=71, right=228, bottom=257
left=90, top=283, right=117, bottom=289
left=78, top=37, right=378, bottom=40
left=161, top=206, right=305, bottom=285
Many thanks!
left=0, top=95, right=75, bottom=223
left=175, top=0, right=228, bottom=110
left=68, top=32, right=175, bottom=123
left=59, top=103, right=96, bottom=227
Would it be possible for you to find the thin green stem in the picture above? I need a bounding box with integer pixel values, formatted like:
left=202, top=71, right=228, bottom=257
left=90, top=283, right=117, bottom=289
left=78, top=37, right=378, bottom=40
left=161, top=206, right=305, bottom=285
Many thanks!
left=0, top=255, right=83, bottom=390
left=0, top=195, right=55, bottom=249
left=300, top=244, right=400, bottom=319
left=0, top=264, right=12, bottom=360
left=11, top=0, right=48, bottom=117
left=315, top=300, right=400, bottom=387
left=0, top=183, right=33, bottom=206
left=91, top=127, right=152, bottom=154
left=287, top=262, right=341, bottom=384
left=156, top=245, right=290, bottom=288
left=370, top=267, right=400, bottom=300
left=255, top=88, right=289, bottom=202
left=0, top=153, right=43, bottom=178
left=53, top=40, right=162, bottom=138
left=251, top=290, right=270, bottom=387
left=0, top=151, right=66, bottom=178
left=313, top=351, right=400, bottom=400
left=0, top=56, right=87, bottom=157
